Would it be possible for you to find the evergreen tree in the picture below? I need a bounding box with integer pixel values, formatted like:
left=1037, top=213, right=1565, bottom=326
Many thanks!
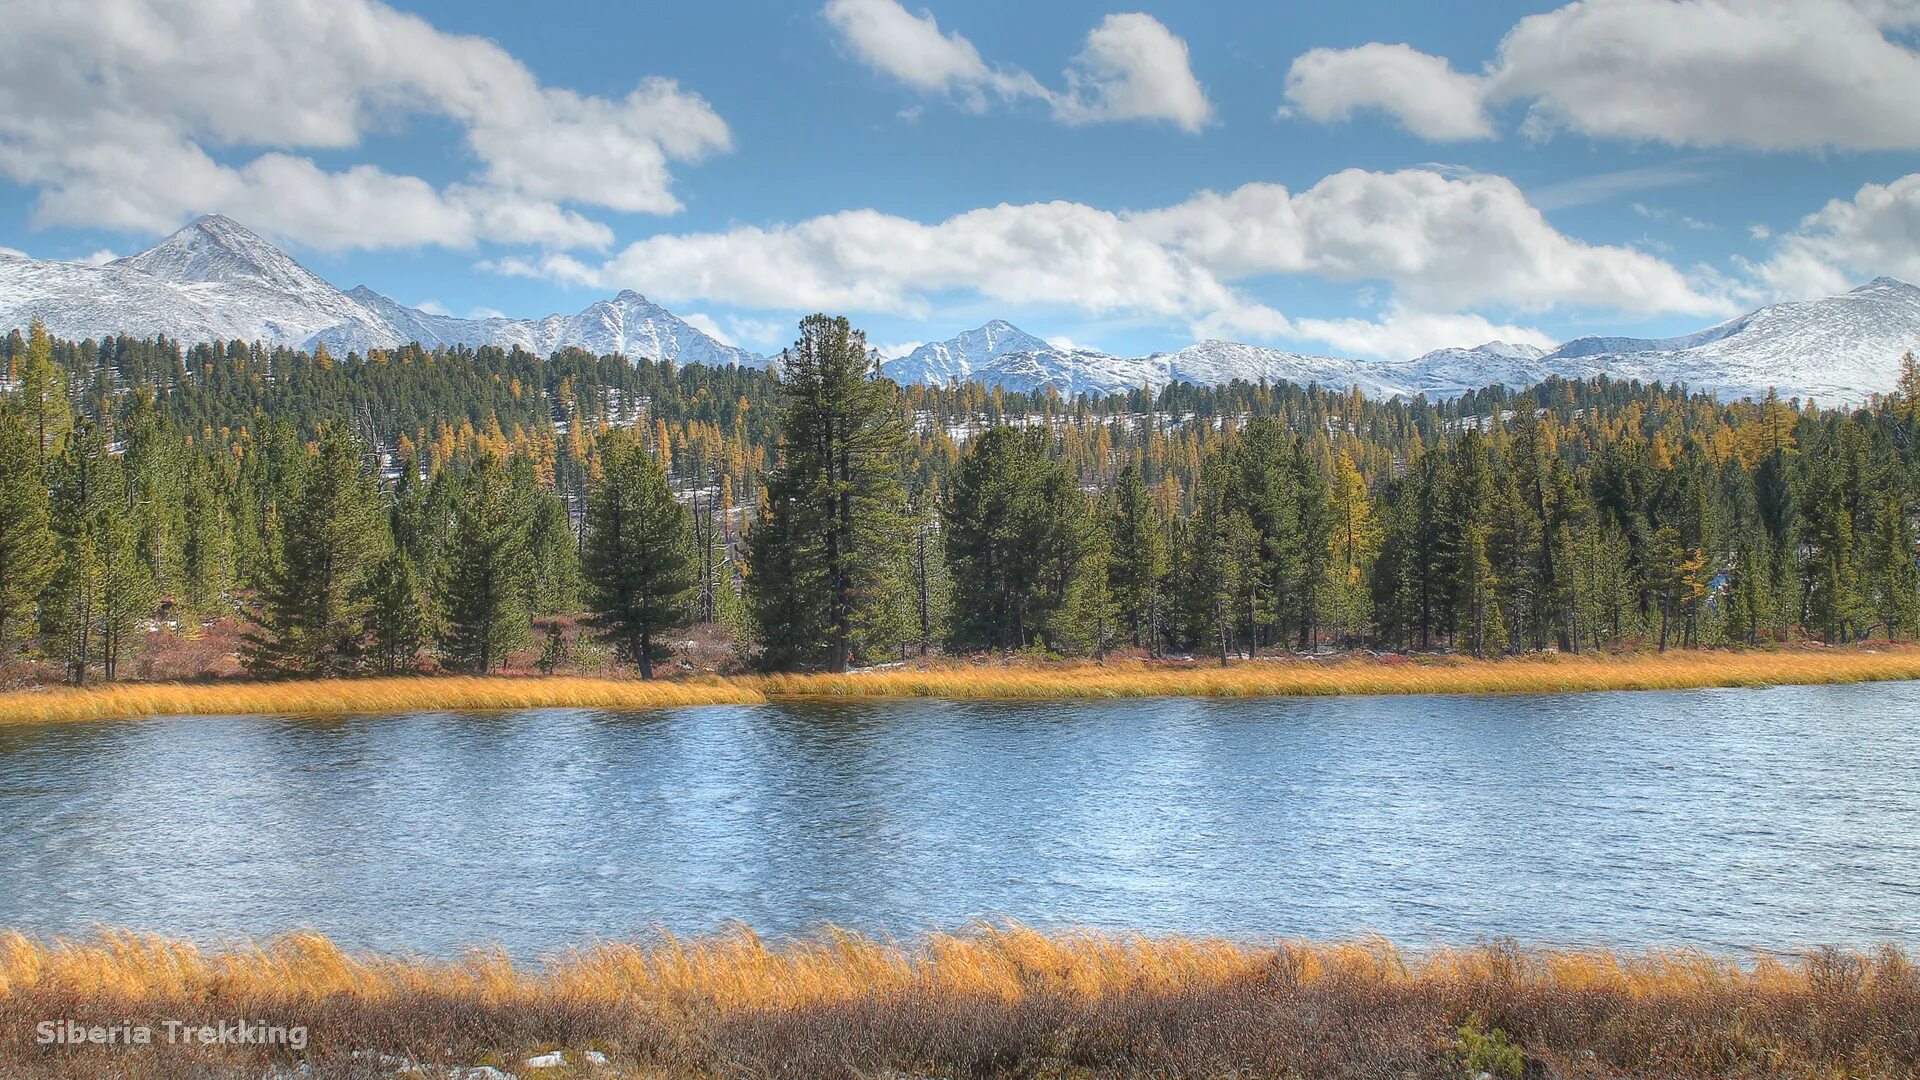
left=437, top=453, right=531, bottom=673
left=0, top=400, right=54, bottom=660
left=944, top=426, right=1087, bottom=652
left=747, top=315, right=909, bottom=671
left=582, top=435, right=697, bottom=678
left=1108, top=462, right=1169, bottom=654
left=17, top=317, right=71, bottom=467
left=365, top=548, right=426, bottom=675
left=244, top=425, right=385, bottom=676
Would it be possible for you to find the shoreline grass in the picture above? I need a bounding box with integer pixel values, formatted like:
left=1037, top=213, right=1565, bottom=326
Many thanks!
left=3, top=646, right=1920, bottom=725
left=1, top=926, right=1914, bottom=1078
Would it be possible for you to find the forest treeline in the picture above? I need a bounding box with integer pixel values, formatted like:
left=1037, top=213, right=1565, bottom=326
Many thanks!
left=3, top=313, right=1920, bottom=683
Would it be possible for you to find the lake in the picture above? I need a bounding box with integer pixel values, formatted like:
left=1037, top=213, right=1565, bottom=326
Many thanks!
left=2, top=683, right=1917, bottom=958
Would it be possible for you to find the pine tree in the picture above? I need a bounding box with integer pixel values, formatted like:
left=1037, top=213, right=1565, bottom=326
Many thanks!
left=436, top=453, right=532, bottom=674
left=906, top=483, right=952, bottom=657
left=0, top=400, right=54, bottom=660
left=1058, top=507, right=1121, bottom=659
left=1322, top=448, right=1377, bottom=645
left=244, top=425, right=385, bottom=677
left=944, top=426, right=1086, bottom=652
left=18, top=317, right=71, bottom=467
left=1108, top=462, right=1169, bottom=654
left=582, top=435, right=697, bottom=679
left=747, top=315, right=909, bottom=671
left=365, top=548, right=426, bottom=675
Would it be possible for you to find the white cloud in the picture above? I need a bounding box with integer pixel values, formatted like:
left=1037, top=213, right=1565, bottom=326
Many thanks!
left=824, top=1, right=1210, bottom=130
left=1632, top=203, right=1713, bottom=230
left=1282, top=0, right=1920, bottom=151
left=1133, top=169, right=1724, bottom=315
left=822, top=0, right=1044, bottom=108
left=1528, top=161, right=1713, bottom=210
left=1056, top=14, right=1212, bottom=132
left=1750, top=172, right=1920, bottom=298
left=1283, top=43, right=1490, bottom=140
left=491, top=166, right=1722, bottom=359
left=681, top=313, right=739, bottom=346
left=78, top=249, right=119, bottom=266
left=723, top=316, right=792, bottom=349
left=1292, top=308, right=1556, bottom=361
left=0, top=0, right=729, bottom=251
left=415, top=300, right=452, bottom=316
left=873, top=340, right=927, bottom=359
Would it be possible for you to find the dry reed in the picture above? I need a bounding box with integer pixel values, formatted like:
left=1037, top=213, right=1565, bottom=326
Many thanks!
left=760, top=646, right=1920, bottom=700
left=3, top=647, right=1919, bottom=727
left=0, top=926, right=1914, bottom=1078
left=0, top=674, right=765, bottom=727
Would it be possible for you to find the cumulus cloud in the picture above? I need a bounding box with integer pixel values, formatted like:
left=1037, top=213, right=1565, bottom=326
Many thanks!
left=1133, top=169, right=1724, bottom=315
left=821, top=0, right=1044, bottom=108
left=0, top=0, right=730, bottom=251
left=1056, top=14, right=1213, bottom=132
left=1292, top=309, right=1556, bottom=361
left=1282, top=0, right=1920, bottom=151
left=681, top=313, right=739, bottom=347
left=825, top=0, right=1210, bottom=130
left=1283, top=43, right=1490, bottom=140
left=1750, top=172, right=1920, bottom=298
left=491, top=166, right=1723, bottom=358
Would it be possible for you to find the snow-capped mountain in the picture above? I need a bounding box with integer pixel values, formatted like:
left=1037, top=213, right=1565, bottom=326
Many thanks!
left=0, top=215, right=766, bottom=367
left=881, top=319, right=1058, bottom=385
left=5, top=215, right=1918, bottom=404
left=1534, top=277, right=1920, bottom=404
left=884, top=281, right=1920, bottom=405
left=883, top=333, right=1569, bottom=400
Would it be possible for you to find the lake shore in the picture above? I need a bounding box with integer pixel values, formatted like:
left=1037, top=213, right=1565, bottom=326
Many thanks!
left=0, top=926, right=1911, bottom=1079
left=3, top=645, right=1920, bottom=725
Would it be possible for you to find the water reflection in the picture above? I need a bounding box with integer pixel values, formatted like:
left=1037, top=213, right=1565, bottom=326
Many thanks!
left=0, top=684, right=1916, bottom=958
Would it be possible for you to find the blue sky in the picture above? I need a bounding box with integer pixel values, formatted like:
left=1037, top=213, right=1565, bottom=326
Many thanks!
left=3, top=0, right=1919, bottom=360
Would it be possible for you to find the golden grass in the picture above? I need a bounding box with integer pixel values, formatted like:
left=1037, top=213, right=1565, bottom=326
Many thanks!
left=0, top=674, right=764, bottom=727
left=0, top=924, right=1835, bottom=1008
left=1, top=926, right=1914, bottom=1078
left=3, top=646, right=1919, bottom=727
left=762, top=646, right=1920, bottom=700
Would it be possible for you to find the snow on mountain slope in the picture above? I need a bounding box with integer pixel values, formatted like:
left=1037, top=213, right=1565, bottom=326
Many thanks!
left=884, top=284, right=1920, bottom=405
left=881, top=319, right=1057, bottom=385
left=0, top=216, right=766, bottom=367
left=6, top=215, right=1918, bottom=403
left=1539, top=277, right=1920, bottom=404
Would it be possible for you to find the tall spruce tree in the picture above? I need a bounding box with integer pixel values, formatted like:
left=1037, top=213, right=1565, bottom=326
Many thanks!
left=747, top=315, right=909, bottom=671
left=944, top=426, right=1087, bottom=652
left=243, top=425, right=385, bottom=676
left=365, top=548, right=426, bottom=675
left=1108, top=461, right=1169, bottom=654
left=582, top=434, right=697, bottom=678
left=0, top=400, right=54, bottom=660
left=436, top=453, right=531, bottom=673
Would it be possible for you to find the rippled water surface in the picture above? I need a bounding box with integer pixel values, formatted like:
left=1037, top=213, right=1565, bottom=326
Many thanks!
left=2, top=683, right=1917, bottom=956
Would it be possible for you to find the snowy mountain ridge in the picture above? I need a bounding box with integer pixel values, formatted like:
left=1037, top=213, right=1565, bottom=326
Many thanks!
left=0, top=215, right=767, bottom=369
left=882, top=281, right=1920, bottom=405
left=3, top=216, right=1918, bottom=404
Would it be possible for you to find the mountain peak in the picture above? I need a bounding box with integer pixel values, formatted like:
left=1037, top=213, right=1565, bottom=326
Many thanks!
left=115, top=214, right=334, bottom=297
left=1859, top=276, right=1917, bottom=293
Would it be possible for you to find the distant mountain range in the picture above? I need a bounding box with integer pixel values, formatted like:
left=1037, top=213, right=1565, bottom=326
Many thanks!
left=878, top=280, right=1920, bottom=405
left=0, top=215, right=764, bottom=368
left=3, top=215, right=1918, bottom=405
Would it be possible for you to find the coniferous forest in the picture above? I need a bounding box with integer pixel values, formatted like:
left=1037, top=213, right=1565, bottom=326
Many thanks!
left=4, top=313, right=1920, bottom=686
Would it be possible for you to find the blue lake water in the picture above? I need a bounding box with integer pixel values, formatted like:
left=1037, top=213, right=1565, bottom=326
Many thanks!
left=1, top=683, right=1917, bottom=958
